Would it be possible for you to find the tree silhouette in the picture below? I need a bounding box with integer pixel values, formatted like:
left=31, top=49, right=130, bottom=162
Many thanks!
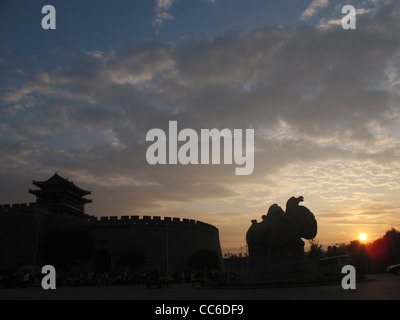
left=367, top=228, right=400, bottom=267
left=307, top=239, right=324, bottom=261
left=326, top=243, right=347, bottom=257
left=314, top=228, right=400, bottom=274
left=188, top=249, right=221, bottom=270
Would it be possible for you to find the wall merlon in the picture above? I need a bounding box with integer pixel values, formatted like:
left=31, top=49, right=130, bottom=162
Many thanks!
left=0, top=202, right=39, bottom=212
left=85, top=215, right=218, bottom=234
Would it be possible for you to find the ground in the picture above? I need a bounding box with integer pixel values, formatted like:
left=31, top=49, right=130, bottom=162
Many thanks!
left=0, top=274, right=399, bottom=300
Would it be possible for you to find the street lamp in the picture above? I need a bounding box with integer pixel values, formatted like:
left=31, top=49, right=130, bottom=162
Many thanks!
left=166, top=223, right=169, bottom=278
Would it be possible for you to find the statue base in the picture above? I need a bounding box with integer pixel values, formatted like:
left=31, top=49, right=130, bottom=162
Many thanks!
left=242, top=258, right=322, bottom=284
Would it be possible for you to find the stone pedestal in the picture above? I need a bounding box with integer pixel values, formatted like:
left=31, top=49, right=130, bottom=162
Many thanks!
left=243, top=258, right=322, bottom=284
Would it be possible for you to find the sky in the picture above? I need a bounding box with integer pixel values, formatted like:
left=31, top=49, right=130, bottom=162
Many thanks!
left=1, top=0, right=400, bottom=254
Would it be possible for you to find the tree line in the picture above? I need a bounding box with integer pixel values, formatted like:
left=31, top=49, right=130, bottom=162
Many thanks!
left=307, top=228, right=400, bottom=273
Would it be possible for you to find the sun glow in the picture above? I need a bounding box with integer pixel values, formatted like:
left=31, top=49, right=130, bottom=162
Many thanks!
left=359, top=233, right=367, bottom=241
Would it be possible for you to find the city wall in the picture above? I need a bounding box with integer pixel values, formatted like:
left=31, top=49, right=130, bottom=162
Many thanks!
left=0, top=204, right=223, bottom=274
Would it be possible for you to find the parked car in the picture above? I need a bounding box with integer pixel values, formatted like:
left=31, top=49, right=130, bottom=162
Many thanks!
left=387, top=264, right=400, bottom=275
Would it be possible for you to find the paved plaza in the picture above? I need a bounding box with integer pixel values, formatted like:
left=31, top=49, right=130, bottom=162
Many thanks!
left=1, top=274, right=399, bottom=300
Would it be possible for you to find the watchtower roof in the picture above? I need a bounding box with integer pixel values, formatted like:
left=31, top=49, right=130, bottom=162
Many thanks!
left=31, top=172, right=91, bottom=196
left=29, top=173, right=92, bottom=218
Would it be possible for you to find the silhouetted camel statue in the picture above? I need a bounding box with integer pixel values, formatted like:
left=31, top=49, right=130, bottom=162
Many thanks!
left=246, top=196, right=317, bottom=267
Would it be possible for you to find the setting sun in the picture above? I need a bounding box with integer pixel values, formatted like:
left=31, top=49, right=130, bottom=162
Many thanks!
left=359, top=233, right=367, bottom=241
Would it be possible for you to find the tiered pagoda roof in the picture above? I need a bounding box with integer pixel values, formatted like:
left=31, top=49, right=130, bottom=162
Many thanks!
left=29, top=173, right=92, bottom=218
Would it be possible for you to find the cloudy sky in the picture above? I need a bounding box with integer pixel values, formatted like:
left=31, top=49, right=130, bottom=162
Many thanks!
left=1, top=0, right=400, bottom=253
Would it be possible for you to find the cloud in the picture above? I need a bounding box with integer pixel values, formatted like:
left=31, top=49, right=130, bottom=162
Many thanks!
left=156, top=0, right=176, bottom=11
left=301, top=0, right=330, bottom=21
left=2, top=6, right=400, bottom=248
left=313, top=0, right=396, bottom=28
left=3, top=8, right=400, bottom=165
left=153, top=11, right=175, bottom=26
left=152, top=0, right=217, bottom=26
left=153, top=0, right=177, bottom=26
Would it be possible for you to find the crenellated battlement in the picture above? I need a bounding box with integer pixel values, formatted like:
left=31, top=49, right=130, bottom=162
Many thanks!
left=0, top=203, right=43, bottom=214
left=0, top=203, right=39, bottom=209
left=0, top=203, right=218, bottom=236
left=85, top=215, right=219, bottom=236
